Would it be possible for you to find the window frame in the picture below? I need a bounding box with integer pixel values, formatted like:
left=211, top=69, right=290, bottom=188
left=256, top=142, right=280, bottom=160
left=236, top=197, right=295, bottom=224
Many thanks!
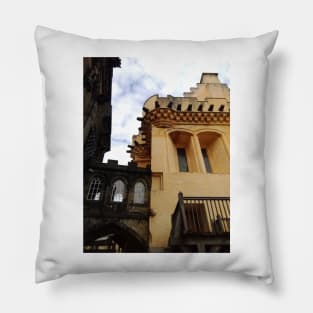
left=111, top=179, right=126, bottom=203
left=177, top=148, right=189, bottom=172
left=133, top=181, right=146, bottom=204
left=201, top=148, right=212, bottom=173
left=86, top=177, right=103, bottom=201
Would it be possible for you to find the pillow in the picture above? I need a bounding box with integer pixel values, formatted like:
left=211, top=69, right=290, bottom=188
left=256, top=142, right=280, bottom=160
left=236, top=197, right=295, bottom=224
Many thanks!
left=35, top=25, right=278, bottom=283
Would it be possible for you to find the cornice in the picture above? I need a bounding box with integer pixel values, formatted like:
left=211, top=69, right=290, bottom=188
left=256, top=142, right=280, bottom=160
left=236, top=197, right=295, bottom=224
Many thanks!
left=145, top=108, right=230, bottom=127
left=129, top=108, right=230, bottom=160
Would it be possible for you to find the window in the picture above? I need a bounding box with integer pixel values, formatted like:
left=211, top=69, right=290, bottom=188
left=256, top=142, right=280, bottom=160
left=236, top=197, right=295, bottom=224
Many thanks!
left=177, top=148, right=189, bottom=172
left=197, top=132, right=229, bottom=174
left=134, top=182, right=145, bottom=204
left=111, top=180, right=125, bottom=202
left=87, top=177, right=103, bottom=200
left=201, top=148, right=212, bottom=173
left=170, top=131, right=197, bottom=173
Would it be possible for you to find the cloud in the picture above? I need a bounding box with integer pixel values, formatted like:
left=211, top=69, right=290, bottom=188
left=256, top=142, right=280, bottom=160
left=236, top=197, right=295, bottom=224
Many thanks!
left=103, top=58, right=163, bottom=164
left=103, top=57, right=230, bottom=165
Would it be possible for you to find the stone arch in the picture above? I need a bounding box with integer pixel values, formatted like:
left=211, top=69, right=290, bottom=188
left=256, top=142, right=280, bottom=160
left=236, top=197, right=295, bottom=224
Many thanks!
left=127, top=176, right=150, bottom=206
left=167, top=128, right=194, bottom=136
left=84, top=221, right=148, bottom=252
left=196, top=130, right=229, bottom=174
left=195, top=128, right=229, bottom=151
left=133, top=179, right=147, bottom=205
left=168, top=130, right=198, bottom=172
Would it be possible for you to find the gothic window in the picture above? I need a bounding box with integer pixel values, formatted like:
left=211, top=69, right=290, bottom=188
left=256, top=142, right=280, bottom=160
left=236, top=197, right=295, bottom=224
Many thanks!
left=134, top=182, right=145, bottom=204
left=170, top=131, right=197, bottom=172
left=111, top=180, right=125, bottom=202
left=87, top=177, right=103, bottom=200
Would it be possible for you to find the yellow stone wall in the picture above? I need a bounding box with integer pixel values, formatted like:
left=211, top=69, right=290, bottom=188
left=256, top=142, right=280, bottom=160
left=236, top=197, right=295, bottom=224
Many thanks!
left=130, top=73, right=230, bottom=250
left=149, top=124, right=230, bottom=249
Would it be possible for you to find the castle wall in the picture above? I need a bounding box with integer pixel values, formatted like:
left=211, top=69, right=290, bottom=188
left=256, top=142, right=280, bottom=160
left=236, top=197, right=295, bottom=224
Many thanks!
left=149, top=124, right=230, bottom=249
left=130, top=73, right=230, bottom=251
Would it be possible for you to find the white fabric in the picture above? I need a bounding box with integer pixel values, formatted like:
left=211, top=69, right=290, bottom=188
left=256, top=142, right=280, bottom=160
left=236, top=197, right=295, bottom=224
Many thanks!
left=35, top=25, right=278, bottom=283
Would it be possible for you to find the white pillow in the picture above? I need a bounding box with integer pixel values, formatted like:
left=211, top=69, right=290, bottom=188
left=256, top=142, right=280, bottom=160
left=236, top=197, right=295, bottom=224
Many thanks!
left=35, top=25, right=278, bottom=283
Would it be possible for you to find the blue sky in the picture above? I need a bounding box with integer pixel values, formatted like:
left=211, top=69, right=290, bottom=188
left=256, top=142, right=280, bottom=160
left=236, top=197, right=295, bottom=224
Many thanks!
left=103, top=57, right=229, bottom=165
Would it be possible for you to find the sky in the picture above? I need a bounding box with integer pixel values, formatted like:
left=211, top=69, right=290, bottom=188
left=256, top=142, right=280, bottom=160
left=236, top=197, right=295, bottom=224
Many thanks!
left=103, top=57, right=230, bottom=165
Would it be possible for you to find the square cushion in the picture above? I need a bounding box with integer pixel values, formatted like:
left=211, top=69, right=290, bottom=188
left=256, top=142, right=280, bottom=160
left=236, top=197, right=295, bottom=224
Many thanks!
left=35, top=26, right=278, bottom=283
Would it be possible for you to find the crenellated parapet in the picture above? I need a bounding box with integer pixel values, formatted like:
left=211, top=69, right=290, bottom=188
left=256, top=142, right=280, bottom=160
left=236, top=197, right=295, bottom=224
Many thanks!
left=129, top=73, right=230, bottom=165
left=141, top=95, right=230, bottom=114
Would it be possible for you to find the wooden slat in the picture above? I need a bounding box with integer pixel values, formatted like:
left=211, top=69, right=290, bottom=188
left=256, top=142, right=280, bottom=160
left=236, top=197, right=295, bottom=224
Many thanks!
left=176, top=195, right=230, bottom=235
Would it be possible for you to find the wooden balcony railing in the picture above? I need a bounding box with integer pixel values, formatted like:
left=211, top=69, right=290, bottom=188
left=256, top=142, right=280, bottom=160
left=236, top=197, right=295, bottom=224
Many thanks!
left=172, top=192, right=230, bottom=236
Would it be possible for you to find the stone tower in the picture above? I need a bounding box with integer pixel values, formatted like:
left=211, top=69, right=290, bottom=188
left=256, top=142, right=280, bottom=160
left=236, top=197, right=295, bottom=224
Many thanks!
left=130, top=73, right=230, bottom=252
left=83, top=58, right=151, bottom=253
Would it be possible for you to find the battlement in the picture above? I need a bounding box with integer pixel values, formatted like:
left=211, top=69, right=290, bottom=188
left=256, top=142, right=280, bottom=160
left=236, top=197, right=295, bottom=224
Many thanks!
left=96, top=159, right=151, bottom=171
left=142, top=96, right=229, bottom=114
left=142, top=73, right=229, bottom=114
left=129, top=73, right=230, bottom=166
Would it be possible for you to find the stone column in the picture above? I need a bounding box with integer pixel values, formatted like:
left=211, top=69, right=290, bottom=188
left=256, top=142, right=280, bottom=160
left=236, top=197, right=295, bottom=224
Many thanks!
left=191, top=134, right=206, bottom=173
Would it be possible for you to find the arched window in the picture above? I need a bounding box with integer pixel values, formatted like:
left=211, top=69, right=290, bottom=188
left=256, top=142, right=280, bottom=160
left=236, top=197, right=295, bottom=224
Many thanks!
left=133, top=182, right=145, bottom=204
left=87, top=177, right=103, bottom=200
left=111, top=180, right=125, bottom=202
left=169, top=131, right=197, bottom=173
left=197, top=132, right=229, bottom=174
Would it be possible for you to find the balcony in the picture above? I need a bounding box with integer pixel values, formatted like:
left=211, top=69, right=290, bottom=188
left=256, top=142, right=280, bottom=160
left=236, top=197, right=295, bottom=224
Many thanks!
left=168, top=192, right=230, bottom=252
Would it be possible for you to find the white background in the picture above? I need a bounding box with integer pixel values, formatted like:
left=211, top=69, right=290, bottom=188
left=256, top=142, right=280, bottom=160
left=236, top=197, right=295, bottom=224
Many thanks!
left=0, top=0, right=312, bottom=312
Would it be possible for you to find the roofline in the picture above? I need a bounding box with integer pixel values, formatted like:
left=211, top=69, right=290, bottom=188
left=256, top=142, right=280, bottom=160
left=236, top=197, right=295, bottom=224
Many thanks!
left=200, top=72, right=219, bottom=83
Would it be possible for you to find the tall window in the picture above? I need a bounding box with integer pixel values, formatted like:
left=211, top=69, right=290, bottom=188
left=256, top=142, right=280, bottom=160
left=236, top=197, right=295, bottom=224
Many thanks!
left=170, top=131, right=197, bottom=173
left=201, top=148, right=212, bottom=173
left=198, top=132, right=229, bottom=174
left=111, top=180, right=125, bottom=202
left=134, top=182, right=145, bottom=204
left=87, top=177, right=103, bottom=200
left=177, top=148, right=189, bottom=172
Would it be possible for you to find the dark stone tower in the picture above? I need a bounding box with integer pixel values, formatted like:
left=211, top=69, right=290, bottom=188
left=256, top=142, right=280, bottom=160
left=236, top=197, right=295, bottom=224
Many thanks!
left=83, top=57, right=151, bottom=253
left=84, top=57, right=121, bottom=163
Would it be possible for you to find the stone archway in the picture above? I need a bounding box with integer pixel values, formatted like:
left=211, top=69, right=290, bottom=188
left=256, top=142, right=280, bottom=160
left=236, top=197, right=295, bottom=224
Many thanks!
left=84, top=221, right=148, bottom=253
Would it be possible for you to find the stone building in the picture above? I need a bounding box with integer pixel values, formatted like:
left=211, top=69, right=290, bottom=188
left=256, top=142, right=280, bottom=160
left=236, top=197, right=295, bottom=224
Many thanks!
left=130, top=73, right=230, bottom=252
left=84, top=60, right=230, bottom=253
left=83, top=58, right=151, bottom=252
left=84, top=57, right=121, bottom=162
